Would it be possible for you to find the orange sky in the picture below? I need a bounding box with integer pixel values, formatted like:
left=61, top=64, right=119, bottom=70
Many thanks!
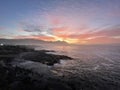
left=0, top=0, right=120, bottom=45
left=12, top=14, right=120, bottom=45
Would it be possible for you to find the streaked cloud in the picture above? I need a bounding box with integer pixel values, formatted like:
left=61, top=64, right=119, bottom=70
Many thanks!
left=17, top=20, right=120, bottom=44
left=0, top=0, right=120, bottom=44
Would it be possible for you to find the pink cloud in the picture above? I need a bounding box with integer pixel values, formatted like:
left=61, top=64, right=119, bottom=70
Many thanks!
left=86, top=37, right=120, bottom=44
left=14, top=35, right=55, bottom=41
left=51, top=26, right=120, bottom=44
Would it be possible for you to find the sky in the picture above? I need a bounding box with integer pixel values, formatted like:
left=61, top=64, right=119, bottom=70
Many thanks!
left=0, top=0, right=120, bottom=44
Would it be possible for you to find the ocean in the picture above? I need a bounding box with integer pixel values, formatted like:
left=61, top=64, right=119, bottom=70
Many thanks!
left=35, top=44, right=120, bottom=89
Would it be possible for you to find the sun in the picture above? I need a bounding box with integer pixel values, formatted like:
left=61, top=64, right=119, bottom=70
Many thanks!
left=52, top=35, right=79, bottom=44
left=64, top=38, right=79, bottom=44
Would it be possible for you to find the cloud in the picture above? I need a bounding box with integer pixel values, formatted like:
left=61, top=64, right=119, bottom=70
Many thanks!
left=20, top=23, right=43, bottom=32
left=49, top=25, right=120, bottom=44
left=67, top=25, right=120, bottom=38
left=85, top=37, right=120, bottom=44
left=15, top=23, right=120, bottom=44
left=17, top=14, right=120, bottom=44
left=92, top=26, right=120, bottom=37
left=14, top=35, right=55, bottom=41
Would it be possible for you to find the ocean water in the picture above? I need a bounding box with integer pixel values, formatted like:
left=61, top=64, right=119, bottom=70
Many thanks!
left=36, top=44, right=120, bottom=89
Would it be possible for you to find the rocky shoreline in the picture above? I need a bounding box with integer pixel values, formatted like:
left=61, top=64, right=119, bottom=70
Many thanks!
left=0, top=45, right=119, bottom=90
left=0, top=45, right=74, bottom=90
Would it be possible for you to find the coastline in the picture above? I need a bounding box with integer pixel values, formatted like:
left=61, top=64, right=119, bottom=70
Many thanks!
left=0, top=45, right=120, bottom=90
left=0, top=45, right=73, bottom=90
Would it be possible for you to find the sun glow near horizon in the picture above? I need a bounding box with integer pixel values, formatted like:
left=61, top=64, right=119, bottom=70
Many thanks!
left=0, top=0, right=120, bottom=45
